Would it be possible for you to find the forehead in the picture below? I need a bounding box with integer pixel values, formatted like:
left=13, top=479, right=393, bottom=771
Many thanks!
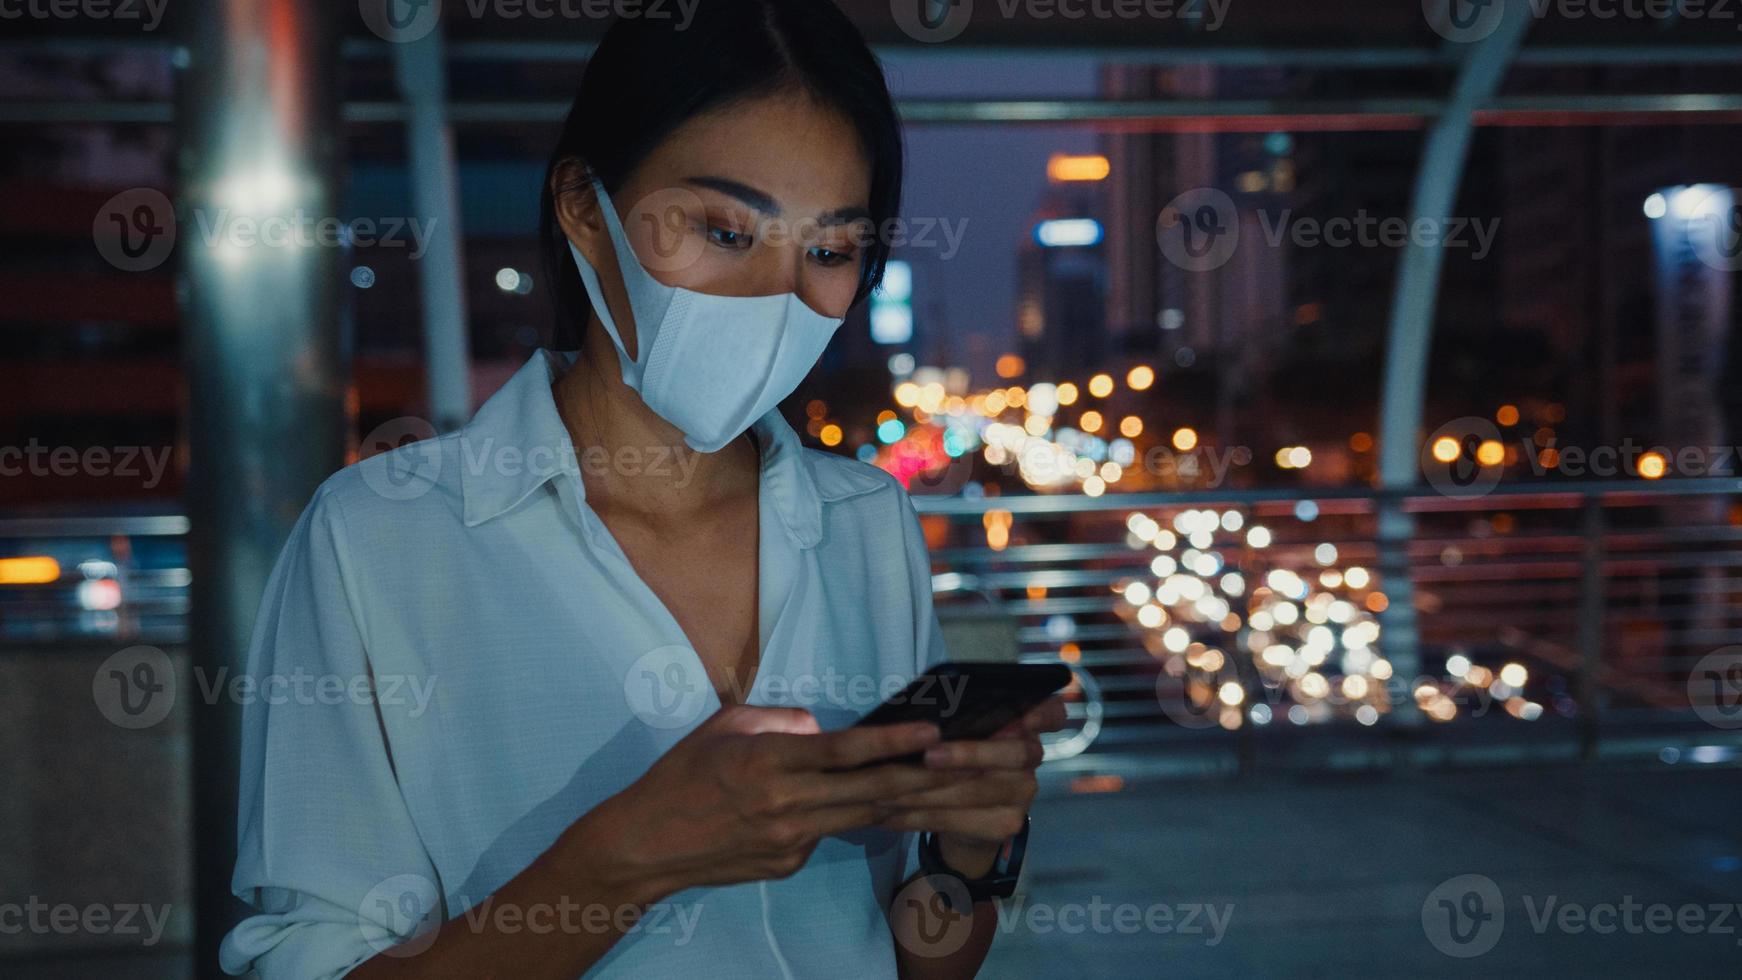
left=629, top=92, right=872, bottom=216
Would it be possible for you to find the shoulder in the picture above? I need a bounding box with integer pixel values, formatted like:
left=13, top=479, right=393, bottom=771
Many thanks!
left=302, top=429, right=469, bottom=539
left=800, top=447, right=909, bottom=507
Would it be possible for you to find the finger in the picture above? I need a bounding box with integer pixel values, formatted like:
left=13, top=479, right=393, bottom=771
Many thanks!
left=711, top=705, right=821, bottom=736
left=767, top=721, right=941, bottom=771
left=882, top=770, right=1035, bottom=810
left=923, top=736, right=1043, bottom=771
left=992, top=697, right=1069, bottom=739
left=877, top=806, right=1028, bottom=840
left=1024, top=696, right=1069, bottom=735
left=798, top=801, right=909, bottom=840
left=788, top=761, right=964, bottom=809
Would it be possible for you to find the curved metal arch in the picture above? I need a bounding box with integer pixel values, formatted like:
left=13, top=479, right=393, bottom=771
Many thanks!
left=1375, top=0, right=1535, bottom=725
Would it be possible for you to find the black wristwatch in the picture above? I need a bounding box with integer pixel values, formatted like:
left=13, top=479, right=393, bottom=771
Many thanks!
left=916, top=816, right=1030, bottom=909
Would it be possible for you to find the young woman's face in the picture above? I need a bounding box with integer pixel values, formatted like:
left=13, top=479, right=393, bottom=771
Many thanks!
left=559, top=91, right=874, bottom=360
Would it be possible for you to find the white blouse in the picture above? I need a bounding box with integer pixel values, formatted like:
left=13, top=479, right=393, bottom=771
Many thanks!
left=219, top=348, right=950, bottom=978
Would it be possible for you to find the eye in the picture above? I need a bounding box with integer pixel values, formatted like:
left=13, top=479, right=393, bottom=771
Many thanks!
left=707, top=224, right=752, bottom=249
left=808, top=245, right=855, bottom=267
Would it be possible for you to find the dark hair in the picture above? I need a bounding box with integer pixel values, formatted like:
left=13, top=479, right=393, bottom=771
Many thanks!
left=538, top=0, right=905, bottom=350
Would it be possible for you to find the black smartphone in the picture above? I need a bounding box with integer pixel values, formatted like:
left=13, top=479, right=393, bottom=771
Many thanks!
left=849, top=661, right=1072, bottom=765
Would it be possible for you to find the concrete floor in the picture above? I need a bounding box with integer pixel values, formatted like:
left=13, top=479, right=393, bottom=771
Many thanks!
left=985, top=762, right=1742, bottom=978
left=9, top=762, right=1738, bottom=978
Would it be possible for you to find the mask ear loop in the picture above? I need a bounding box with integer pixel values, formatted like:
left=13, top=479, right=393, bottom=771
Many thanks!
left=566, top=178, right=680, bottom=390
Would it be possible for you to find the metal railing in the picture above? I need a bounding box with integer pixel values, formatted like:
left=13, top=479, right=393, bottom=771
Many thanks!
left=914, top=477, right=1742, bottom=777
left=7, top=479, right=1742, bottom=778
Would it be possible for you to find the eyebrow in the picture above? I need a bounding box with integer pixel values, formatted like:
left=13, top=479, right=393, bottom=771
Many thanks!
left=684, top=175, right=870, bottom=226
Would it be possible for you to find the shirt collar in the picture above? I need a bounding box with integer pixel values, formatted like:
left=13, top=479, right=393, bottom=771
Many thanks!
left=459, top=348, right=833, bottom=549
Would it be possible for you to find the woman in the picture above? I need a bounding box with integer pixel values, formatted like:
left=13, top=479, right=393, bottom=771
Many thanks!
left=219, top=2, right=1064, bottom=977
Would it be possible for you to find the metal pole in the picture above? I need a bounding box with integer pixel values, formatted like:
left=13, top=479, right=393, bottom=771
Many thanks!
left=1376, top=3, right=1533, bottom=728
left=1574, top=494, right=1606, bottom=758
left=393, top=21, right=472, bottom=432
left=179, top=0, right=347, bottom=974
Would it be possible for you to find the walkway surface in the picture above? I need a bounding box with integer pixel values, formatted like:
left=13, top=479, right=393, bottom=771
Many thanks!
left=984, top=762, right=1742, bottom=978
left=9, top=762, right=1739, bottom=978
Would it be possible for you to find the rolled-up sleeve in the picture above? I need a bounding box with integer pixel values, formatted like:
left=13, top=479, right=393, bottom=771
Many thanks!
left=219, top=482, right=442, bottom=979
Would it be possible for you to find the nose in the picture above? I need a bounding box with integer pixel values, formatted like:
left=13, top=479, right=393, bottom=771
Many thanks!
left=744, top=234, right=805, bottom=298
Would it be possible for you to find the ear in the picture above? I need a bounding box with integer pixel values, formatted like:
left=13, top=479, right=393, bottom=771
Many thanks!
left=551, top=158, right=609, bottom=267
left=550, top=159, right=639, bottom=360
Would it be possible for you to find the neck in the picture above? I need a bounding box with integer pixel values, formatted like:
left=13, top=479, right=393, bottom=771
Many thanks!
left=550, top=316, right=757, bottom=520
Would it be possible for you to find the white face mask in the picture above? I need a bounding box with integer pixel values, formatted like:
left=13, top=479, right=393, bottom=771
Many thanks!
left=566, top=178, right=846, bottom=453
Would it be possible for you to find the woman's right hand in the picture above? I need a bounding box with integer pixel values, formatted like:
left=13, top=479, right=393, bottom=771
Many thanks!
left=567, top=705, right=957, bottom=904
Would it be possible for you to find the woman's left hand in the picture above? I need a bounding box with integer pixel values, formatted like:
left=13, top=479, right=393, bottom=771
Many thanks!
left=875, top=695, right=1069, bottom=877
